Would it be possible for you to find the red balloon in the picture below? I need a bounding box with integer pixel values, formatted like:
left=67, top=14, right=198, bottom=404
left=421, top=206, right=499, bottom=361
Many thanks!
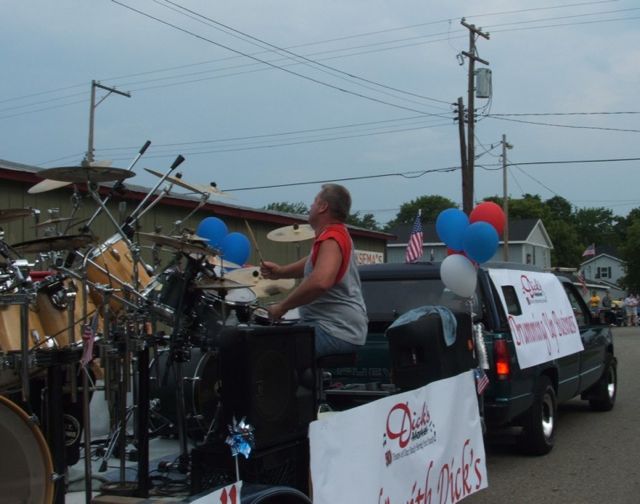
left=470, top=202, right=506, bottom=235
left=447, top=248, right=463, bottom=256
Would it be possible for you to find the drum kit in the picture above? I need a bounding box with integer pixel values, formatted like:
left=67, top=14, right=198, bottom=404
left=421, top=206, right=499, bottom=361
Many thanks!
left=0, top=158, right=315, bottom=502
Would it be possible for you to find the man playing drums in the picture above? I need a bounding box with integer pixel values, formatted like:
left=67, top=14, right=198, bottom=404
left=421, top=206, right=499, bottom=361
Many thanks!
left=260, top=184, right=368, bottom=357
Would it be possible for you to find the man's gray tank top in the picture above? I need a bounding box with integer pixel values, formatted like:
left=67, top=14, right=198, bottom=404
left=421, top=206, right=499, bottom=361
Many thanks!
left=298, top=240, right=368, bottom=345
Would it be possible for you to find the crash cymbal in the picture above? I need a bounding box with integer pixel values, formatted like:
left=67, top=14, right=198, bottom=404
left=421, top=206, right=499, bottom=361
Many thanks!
left=0, top=208, right=32, bottom=224
left=266, top=224, right=314, bottom=242
left=144, top=168, right=230, bottom=197
left=192, top=277, right=250, bottom=290
left=32, top=217, right=73, bottom=229
left=12, top=234, right=95, bottom=253
left=39, top=165, right=134, bottom=184
left=225, top=266, right=295, bottom=298
left=138, top=232, right=211, bottom=255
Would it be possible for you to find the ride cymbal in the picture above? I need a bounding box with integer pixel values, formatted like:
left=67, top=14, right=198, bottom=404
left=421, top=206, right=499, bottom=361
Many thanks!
left=266, top=224, right=314, bottom=242
left=32, top=217, right=73, bottom=229
left=39, top=165, right=134, bottom=184
left=27, top=179, right=73, bottom=194
left=192, top=277, right=250, bottom=290
left=12, top=234, right=95, bottom=253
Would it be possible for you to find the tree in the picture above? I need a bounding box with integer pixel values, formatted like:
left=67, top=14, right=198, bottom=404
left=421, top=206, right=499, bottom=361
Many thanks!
left=346, top=212, right=380, bottom=231
left=545, top=219, right=583, bottom=267
left=620, top=217, right=640, bottom=292
left=263, top=201, right=308, bottom=215
left=386, top=195, right=457, bottom=229
left=573, top=207, right=618, bottom=249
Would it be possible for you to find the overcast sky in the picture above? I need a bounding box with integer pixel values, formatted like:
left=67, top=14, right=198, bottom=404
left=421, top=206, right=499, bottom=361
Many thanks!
left=2, top=0, right=639, bottom=225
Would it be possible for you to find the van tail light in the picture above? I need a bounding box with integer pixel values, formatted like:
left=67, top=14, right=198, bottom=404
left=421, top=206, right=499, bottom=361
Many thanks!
left=494, top=339, right=510, bottom=379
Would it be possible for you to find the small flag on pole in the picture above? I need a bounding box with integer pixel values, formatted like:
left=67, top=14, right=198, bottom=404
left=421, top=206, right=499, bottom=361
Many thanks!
left=405, top=211, right=424, bottom=263
left=582, top=243, right=596, bottom=257
left=474, top=368, right=490, bottom=395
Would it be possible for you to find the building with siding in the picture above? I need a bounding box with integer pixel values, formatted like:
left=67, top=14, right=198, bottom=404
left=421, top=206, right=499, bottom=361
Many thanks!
left=0, top=158, right=391, bottom=267
left=386, top=218, right=553, bottom=269
left=580, top=245, right=626, bottom=299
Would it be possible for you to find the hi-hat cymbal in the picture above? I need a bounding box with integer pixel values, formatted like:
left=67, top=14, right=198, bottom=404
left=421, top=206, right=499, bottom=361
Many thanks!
left=206, top=256, right=241, bottom=270
left=0, top=208, right=32, bottom=224
left=39, top=166, right=134, bottom=184
left=144, top=168, right=230, bottom=197
left=138, top=232, right=211, bottom=255
left=192, top=277, right=250, bottom=290
left=225, top=266, right=295, bottom=298
left=266, top=224, right=314, bottom=242
left=12, top=234, right=95, bottom=253
left=28, top=179, right=74, bottom=194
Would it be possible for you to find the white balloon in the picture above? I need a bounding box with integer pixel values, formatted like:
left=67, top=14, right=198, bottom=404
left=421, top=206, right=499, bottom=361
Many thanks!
left=440, top=254, right=478, bottom=298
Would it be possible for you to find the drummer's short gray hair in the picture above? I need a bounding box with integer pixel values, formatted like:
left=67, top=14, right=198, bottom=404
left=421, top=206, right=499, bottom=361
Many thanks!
left=319, top=183, right=351, bottom=222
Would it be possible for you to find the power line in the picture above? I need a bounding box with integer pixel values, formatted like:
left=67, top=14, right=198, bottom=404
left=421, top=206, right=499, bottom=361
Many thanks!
left=109, top=0, right=449, bottom=117
left=489, top=111, right=640, bottom=117
left=509, top=156, right=640, bottom=166
left=487, top=116, right=640, bottom=133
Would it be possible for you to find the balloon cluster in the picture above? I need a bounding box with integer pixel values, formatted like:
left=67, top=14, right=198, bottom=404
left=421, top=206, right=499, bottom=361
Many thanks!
left=196, top=217, right=252, bottom=266
left=435, top=202, right=505, bottom=297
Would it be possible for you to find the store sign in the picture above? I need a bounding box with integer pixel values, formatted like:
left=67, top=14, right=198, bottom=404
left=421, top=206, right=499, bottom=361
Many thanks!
left=355, top=249, right=384, bottom=265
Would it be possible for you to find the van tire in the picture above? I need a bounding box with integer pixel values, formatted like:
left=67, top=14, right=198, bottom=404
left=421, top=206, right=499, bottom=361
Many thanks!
left=519, top=375, right=556, bottom=456
left=588, top=356, right=617, bottom=412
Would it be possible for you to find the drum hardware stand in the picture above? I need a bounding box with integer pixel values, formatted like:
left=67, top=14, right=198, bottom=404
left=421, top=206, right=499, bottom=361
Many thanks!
left=87, top=182, right=133, bottom=249
left=169, top=191, right=210, bottom=236
left=81, top=251, right=93, bottom=504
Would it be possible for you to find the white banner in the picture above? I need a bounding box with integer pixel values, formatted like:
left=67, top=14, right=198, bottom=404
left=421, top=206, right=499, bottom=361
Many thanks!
left=191, top=481, right=242, bottom=504
left=310, top=371, right=487, bottom=503
left=488, top=269, right=584, bottom=370
left=354, top=249, right=385, bottom=265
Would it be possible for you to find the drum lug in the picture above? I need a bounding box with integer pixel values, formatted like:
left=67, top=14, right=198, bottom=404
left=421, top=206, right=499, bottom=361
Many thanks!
left=50, top=472, right=65, bottom=482
left=27, top=413, right=41, bottom=427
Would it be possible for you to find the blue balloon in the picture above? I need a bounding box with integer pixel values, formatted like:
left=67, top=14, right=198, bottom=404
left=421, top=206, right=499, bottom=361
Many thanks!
left=197, top=217, right=228, bottom=250
left=221, top=232, right=251, bottom=265
left=435, top=208, right=469, bottom=251
left=463, top=222, right=499, bottom=263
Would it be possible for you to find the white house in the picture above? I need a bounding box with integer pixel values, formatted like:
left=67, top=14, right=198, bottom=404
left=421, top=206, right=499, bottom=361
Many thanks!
left=580, top=245, right=626, bottom=300
left=387, top=218, right=553, bottom=269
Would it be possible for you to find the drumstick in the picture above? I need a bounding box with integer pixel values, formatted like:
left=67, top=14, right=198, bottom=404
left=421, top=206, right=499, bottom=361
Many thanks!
left=244, top=219, right=265, bottom=265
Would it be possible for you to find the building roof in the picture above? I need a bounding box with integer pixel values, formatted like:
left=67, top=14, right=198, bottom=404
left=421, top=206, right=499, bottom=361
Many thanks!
left=0, top=158, right=393, bottom=241
left=387, top=217, right=549, bottom=247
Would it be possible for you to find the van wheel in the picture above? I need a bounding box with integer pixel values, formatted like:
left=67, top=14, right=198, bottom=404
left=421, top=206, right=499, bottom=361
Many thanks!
left=519, top=375, right=556, bottom=456
left=589, top=356, right=617, bottom=412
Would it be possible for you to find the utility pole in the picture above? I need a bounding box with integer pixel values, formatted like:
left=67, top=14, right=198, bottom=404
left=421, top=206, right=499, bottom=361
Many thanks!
left=456, top=97, right=468, bottom=206
left=502, top=134, right=513, bottom=261
left=460, top=19, right=489, bottom=215
left=85, top=80, right=131, bottom=165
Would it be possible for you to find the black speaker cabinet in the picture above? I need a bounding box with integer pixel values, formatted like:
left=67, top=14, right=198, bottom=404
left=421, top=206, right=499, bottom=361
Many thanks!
left=219, top=325, right=316, bottom=451
left=386, top=311, right=477, bottom=391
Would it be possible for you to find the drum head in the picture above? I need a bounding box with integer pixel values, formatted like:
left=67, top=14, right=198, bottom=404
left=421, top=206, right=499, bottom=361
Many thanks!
left=0, top=396, right=53, bottom=504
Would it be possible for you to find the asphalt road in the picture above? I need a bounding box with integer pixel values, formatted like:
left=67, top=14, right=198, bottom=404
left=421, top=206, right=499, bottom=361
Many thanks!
left=465, top=326, right=640, bottom=504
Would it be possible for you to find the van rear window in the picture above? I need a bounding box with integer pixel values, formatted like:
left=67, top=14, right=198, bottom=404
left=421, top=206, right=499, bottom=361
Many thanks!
left=501, top=285, right=522, bottom=315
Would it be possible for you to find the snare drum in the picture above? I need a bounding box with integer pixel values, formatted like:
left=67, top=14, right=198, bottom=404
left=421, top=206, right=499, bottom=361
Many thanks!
left=207, top=287, right=257, bottom=325
left=35, top=275, right=101, bottom=348
left=0, top=395, right=54, bottom=503
left=86, top=234, right=151, bottom=313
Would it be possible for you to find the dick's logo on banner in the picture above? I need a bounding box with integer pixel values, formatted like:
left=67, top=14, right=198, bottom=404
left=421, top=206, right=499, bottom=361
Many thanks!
left=309, top=371, right=488, bottom=503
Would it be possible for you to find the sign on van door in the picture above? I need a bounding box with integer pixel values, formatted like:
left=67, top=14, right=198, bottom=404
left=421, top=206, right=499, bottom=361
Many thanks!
left=488, top=269, right=584, bottom=370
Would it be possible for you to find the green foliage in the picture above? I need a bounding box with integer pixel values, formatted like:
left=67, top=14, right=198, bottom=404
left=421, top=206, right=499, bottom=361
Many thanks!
left=386, top=195, right=457, bottom=229
left=346, top=212, right=380, bottom=231
left=620, top=213, right=640, bottom=292
left=263, top=201, right=309, bottom=215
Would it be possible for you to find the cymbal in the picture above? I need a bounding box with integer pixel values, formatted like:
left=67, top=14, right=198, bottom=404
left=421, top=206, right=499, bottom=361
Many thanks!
left=12, top=234, right=95, bottom=253
left=32, top=217, right=73, bottom=228
left=144, top=168, right=230, bottom=197
left=267, top=224, right=314, bottom=242
left=206, top=256, right=241, bottom=270
left=0, top=208, right=32, bottom=224
left=28, top=179, right=74, bottom=194
left=138, top=232, right=211, bottom=255
left=39, top=165, right=134, bottom=184
left=225, top=266, right=295, bottom=298
left=192, top=277, right=250, bottom=290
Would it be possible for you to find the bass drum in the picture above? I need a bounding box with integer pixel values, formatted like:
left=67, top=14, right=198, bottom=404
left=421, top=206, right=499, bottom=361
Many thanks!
left=151, top=348, right=221, bottom=440
left=0, top=395, right=53, bottom=504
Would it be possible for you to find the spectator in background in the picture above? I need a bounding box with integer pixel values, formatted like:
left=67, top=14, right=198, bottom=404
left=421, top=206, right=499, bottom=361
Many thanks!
left=623, top=293, right=638, bottom=327
left=601, top=292, right=614, bottom=325
left=589, top=291, right=601, bottom=314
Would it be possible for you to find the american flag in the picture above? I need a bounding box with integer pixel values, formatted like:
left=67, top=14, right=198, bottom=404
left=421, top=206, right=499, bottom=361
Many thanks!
left=474, top=368, right=490, bottom=395
left=405, top=212, right=424, bottom=263
left=577, top=271, right=588, bottom=295
left=582, top=243, right=596, bottom=257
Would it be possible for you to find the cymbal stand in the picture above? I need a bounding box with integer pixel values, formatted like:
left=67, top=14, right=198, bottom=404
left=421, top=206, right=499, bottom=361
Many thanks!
left=63, top=185, right=84, bottom=235
left=81, top=250, right=94, bottom=504
left=86, top=182, right=133, bottom=248
left=169, top=191, right=209, bottom=236
left=84, top=140, right=151, bottom=231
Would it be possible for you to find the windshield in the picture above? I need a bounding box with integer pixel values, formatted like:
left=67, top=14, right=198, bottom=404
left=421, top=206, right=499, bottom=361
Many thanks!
left=362, top=278, right=479, bottom=323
